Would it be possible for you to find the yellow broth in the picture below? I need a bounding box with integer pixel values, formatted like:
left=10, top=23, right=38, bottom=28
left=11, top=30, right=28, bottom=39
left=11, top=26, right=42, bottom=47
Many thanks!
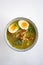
left=6, top=20, right=36, bottom=49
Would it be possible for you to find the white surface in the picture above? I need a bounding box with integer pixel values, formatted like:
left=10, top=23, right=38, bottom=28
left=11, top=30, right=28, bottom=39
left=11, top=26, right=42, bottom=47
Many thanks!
left=0, top=0, right=43, bottom=65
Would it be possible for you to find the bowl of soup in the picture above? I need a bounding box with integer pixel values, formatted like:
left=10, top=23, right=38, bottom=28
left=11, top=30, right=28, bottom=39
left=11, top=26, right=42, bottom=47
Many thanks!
left=5, top=17, right=38, bottom=52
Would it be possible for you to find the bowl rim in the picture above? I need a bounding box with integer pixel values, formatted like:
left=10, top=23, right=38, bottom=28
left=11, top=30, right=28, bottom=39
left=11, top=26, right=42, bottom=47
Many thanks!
left=4, top=17, right=38, bottom=52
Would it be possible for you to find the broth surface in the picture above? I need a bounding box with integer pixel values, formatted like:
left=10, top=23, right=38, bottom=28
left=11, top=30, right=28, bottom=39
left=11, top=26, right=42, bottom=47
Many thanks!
left=7, top=20, right=36, bottom=49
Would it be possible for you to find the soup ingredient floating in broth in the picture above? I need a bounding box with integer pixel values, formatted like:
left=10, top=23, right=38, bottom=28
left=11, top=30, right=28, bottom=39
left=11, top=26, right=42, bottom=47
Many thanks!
left=8, top=24, right=18, bottom=33
left=18, top=20, right=29, bottom=30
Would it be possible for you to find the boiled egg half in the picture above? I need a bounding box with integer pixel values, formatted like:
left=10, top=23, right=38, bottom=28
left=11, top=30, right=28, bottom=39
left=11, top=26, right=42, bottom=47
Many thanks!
left=8, top=24, right=18, bottom=33
left=18, top=20, right=29, bottom=30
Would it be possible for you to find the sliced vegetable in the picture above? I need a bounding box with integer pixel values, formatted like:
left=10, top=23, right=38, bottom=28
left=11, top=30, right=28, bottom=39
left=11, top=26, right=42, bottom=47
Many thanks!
left=28, top=25, right=35, bottom=33
left=18, top=39, right=22, bottom=45
left=14, top=39, right=22, bottom=45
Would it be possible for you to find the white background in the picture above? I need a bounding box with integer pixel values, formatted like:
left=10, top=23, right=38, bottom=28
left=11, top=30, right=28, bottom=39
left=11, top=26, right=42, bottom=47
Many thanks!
left=0, top=0, right=43, bottom=65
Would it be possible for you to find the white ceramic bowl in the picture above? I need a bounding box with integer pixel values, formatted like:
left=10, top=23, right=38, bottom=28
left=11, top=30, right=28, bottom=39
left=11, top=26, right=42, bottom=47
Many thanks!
left=5, top=17, right=38, bottom=52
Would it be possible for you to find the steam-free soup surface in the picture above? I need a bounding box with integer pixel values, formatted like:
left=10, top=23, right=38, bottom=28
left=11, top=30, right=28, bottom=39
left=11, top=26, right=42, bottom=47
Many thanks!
left=7, top=19, right=36, bottom=49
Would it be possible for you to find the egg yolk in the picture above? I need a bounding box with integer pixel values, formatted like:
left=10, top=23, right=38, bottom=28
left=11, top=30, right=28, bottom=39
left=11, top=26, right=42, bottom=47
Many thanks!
left=21, top=21, right=27, bottom=28
left=10, top=24, right=17, bottom=31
